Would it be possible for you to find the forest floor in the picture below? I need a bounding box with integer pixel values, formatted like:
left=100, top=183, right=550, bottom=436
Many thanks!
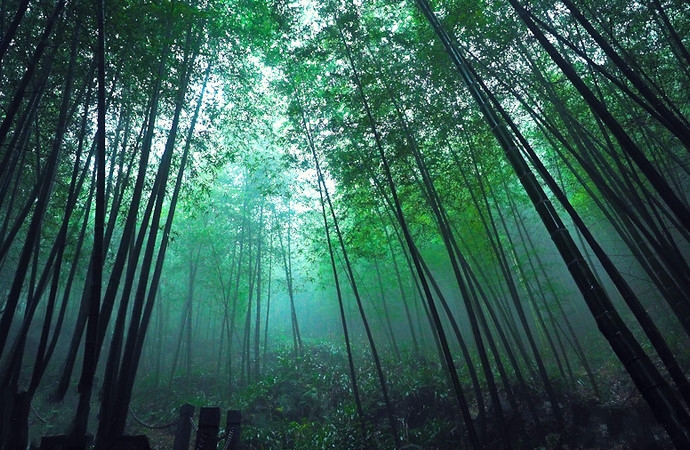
left=128, top=342, right=674, bottom=449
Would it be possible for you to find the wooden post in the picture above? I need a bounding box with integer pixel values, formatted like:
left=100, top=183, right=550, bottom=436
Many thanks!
left=173, top=403, right=195, bottom=450
left=223, top=410, right=241, bottom=449
left=194, top=407, right=220, bottom=450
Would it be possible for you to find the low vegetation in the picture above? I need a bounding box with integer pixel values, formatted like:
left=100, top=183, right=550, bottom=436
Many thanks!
left=123, top=342, right=673, bottom=449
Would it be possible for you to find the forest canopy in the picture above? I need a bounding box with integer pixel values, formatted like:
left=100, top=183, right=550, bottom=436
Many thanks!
left=0, top=0, right=689, bottom=448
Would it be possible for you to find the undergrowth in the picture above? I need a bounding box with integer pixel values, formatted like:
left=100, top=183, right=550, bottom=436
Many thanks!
left=128, top=340, right=673, bottom=449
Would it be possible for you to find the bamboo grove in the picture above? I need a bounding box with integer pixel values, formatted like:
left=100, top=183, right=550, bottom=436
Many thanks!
left=0, top=0, right=689, bottom=447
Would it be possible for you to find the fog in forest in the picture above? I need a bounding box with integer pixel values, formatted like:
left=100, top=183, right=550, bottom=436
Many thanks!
left=0, top=0, right=689, bottom=448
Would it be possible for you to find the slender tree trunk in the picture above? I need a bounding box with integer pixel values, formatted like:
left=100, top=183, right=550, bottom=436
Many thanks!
left=278, top=211, right=303, bottom=356
left=376, top=211, right=419, bottom=354
left=254, top=206, right=264, bottom=380
left=373, top=260, right=400, bottom=358
left=241, top=222, right=255, bottom=387
left=262, top=227, right=273, bottom=375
